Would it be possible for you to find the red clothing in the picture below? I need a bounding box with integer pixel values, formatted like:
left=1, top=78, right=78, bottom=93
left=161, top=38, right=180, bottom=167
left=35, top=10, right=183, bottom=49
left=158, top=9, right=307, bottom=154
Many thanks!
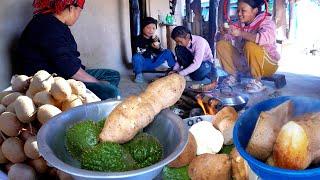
left=33, top=0, right=85, bottom=14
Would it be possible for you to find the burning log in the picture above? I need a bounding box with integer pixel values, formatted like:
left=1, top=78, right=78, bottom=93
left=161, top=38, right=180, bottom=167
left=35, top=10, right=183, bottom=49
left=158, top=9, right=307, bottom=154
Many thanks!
left=195, top=94, right=219, bottom=115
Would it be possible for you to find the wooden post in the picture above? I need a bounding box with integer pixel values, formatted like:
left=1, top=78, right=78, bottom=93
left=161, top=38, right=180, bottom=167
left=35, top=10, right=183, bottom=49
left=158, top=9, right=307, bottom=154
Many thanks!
left=218, top=0, right=226, bottom=27
left=209, top=0, right=218, bottom=54
left=185, top=0, right=192, bottom=30
left=130, top=0, right=140, bottom=37
left=274, top=0, right=287, bottom=41
left=191, top=0, right=202, bottom=35
left=287, top=0, right=294, bottom=39
left=129, top=0, right=141, bottom=54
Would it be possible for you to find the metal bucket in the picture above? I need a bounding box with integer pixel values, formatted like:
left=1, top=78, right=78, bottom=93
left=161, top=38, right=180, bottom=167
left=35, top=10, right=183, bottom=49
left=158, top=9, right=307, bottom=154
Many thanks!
left=37, top=100, right=188, bottom=180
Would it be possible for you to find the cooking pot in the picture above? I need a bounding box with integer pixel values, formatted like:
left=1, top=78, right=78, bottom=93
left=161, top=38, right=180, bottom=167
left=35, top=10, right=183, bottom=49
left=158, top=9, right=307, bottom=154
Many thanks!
left=214, top=86, right=249, bottom=111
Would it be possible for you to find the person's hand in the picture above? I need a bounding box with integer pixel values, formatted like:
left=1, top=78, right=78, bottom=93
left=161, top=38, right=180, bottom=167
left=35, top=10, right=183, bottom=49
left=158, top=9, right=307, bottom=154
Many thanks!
left=168, top=70, right=177, bottom=75
left=219, top=26, right=228, bottom=35
left=151, top=41, right=161, bottom=49
left=99, top=80, right=110, bottom=84
left=230, top=25, right=242, bottom=37
left=152, top=35, right=159, bottom=42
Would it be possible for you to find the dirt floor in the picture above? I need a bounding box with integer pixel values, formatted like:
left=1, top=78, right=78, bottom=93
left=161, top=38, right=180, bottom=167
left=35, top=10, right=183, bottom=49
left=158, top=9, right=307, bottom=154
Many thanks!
left=118, top=43, right=320, bottom=105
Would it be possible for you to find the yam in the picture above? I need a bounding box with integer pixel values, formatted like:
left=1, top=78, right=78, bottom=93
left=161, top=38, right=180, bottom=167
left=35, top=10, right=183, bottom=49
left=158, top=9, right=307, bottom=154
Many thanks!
left=230, top=147, right=249, bottom=180
left=188, top=153, right=231, bottom=180
left=273, top=113, right=320, bottom=170
left=1, top=92, right=22, bottom=106
left=143, top=73, right=186, bottom=110
left=6, top=102, right=16, bottom=113
left=0, top=91, right=13, bottom=102
left=33, top=90, right=58, bottom=107
left=11, top=75, right=31, bottom=92
left=28, top=157, right=48, bottom=174
left=20, top=128, right=35, bottom=142
left=266, top=155, right=275, bottom=166
left=0, top=112, right=23, bottom=136
left=5, top=162, right=14, bottom=172
left=99, top=74, right=185, bottom=143
left=213, top=106, right=238, bottom=145
left=189, top=121, right=224, bottom=155
left=80, top=93, right=99, bottom=104
left=37, top=104, right=62, bottom=124
left=0, top=135, right=3, bottom=145
left=14, top=96, right=37, bottom=123
left=168, top=132, right=197, bottom=168
left=2, top=137, right=27, bottom=163
left=68, top=79, right=86, bottom=96
left=28, top=70, right=54, bottom=94
left=25, top=88, right=36, bottom=98
left=19, top=124, right=37, bottom=141
left=100, top=95, right=155, bottom=144
left=50, top=77, right=72, bottom=101
left=8, top=163, right=36, bottom=180
left=0, top=148, right=9, bottom=164
left=24, top=136, right=40, bottom=159
left=246, top=100, right=292, bottom=161
left=61, top=94, right=83, bottom=111
left=0, top=104, right=5, bottom=114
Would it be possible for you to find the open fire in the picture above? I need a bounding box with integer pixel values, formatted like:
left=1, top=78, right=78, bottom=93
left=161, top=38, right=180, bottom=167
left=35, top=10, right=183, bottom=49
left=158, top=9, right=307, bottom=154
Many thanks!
left=195, top=94, right=219, bottom=115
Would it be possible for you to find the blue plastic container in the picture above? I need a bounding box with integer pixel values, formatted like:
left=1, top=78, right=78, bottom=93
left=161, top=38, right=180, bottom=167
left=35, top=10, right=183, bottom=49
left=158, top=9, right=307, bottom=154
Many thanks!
left=233, top=96, right=320, bottom=180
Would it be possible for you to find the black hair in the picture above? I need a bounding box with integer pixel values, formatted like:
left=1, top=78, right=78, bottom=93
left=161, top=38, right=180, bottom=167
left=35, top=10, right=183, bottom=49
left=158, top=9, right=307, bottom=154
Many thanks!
left=238, top=0, right=268, bottom=12
left=142, top=17, right=158, bottom=30
left=171, top=26, right=192, bottom=40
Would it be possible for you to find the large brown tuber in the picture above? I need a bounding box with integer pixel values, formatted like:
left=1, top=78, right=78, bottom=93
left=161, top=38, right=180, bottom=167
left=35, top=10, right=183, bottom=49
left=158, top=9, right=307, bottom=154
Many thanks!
left=273, top=112, right=320, bottom=170
left=168, top=132, right=197, bottom=168
left=246, top=100, right=292, bottom=161
left=188, top=153, right=231, bottom=180
left=99, top=74, right=186, bottom=143
left=213, top=106, right=238, bottom=145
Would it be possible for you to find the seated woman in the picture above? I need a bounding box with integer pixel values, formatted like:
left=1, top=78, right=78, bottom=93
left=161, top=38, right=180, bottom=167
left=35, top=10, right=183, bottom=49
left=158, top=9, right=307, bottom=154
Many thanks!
left=217, top=0, right=280, bottom=93
left=132, top=17, right=176, bottom=83
left=17, top=0, right=120, bottom=100
left=170, top=26, right=216, bottom=85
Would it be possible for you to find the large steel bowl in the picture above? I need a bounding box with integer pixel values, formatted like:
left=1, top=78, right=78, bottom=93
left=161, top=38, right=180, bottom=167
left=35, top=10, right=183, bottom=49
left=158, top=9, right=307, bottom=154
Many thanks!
left=37, top=100, right=188, bottom=180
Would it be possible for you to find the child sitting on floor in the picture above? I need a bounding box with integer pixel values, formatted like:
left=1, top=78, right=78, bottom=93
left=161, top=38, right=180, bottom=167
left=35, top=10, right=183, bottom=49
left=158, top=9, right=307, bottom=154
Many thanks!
left=132, top=17, right=176, bottom=83
left=217, top=0, right=280, bottom=93
left=169, top=26, right=217, bottom=86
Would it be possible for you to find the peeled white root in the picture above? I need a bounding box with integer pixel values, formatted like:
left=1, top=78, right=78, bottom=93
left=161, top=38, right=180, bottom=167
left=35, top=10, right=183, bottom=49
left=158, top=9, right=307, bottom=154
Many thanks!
left=189, top=121, right=224, bottom=155
left=273, top=121, right=310, bottom=170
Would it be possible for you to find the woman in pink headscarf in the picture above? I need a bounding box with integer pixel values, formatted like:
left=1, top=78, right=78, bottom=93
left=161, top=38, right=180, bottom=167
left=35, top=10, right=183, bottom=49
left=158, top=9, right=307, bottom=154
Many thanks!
left=17, top=0, right=121, bottom=100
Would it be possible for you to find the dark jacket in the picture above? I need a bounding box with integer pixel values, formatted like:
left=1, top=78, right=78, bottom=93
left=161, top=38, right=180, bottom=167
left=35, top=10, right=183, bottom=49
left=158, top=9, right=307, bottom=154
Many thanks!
left=133, top=34, right=162, bottom=59
left=17, top=14, right=84, bottom=78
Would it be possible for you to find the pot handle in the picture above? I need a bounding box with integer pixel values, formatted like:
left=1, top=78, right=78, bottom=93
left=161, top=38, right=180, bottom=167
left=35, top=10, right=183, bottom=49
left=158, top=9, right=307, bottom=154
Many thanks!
left=219, top=85, right=234, bottom=96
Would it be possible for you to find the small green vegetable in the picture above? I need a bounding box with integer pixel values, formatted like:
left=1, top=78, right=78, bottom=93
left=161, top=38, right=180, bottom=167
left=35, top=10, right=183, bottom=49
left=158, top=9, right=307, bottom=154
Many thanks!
left=123, top=133, right=163, bottom=168
left=162, top=166, right=190, bottom=180
left=65, top=120, right=100, bottom=160
left=81, top=142, right=138, bottom=172
left=219, top=144, right=234, bottom=154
